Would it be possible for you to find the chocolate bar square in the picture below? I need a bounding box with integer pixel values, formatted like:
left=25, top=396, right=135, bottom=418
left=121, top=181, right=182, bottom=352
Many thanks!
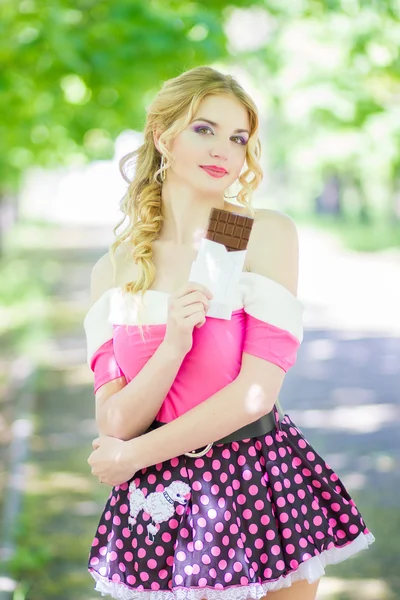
left=205, top=208, right=254, bottom=251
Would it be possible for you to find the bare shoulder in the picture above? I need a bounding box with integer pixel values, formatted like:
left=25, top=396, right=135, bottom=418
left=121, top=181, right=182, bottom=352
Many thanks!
left=89, top=252, right=115, bottom=304
left=89, top=241, right=133, bottom=304
left=247, top=209, right=300, bottom=296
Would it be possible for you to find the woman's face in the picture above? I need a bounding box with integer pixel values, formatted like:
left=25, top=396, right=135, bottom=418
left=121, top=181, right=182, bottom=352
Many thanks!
left=167, top=93, right=250, bottom=195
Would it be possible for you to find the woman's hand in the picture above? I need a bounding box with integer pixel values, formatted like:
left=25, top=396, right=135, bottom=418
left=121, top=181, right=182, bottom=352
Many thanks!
left=163, top=282, right=213, bottom=356
left=87, top=436, right=137, bottom=486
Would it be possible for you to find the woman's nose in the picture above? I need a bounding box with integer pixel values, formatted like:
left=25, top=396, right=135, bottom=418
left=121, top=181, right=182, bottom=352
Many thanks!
left=210, top=140, right=229, bottom=161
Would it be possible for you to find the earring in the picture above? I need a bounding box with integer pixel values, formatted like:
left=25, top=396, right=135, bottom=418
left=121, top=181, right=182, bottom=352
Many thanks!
left=160, top=154, right=167, bottom=183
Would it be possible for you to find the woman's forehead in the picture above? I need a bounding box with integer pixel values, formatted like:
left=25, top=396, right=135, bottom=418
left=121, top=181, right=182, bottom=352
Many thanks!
left=193, top=94, right=250, bottom=130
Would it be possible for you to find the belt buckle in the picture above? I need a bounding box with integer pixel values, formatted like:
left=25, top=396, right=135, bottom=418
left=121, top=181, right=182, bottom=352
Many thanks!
left=184, top=443, right=213, bottom=458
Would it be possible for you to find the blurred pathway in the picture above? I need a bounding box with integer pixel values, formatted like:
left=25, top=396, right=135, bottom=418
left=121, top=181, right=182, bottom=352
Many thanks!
left=9, top=223, right=399, bottom=599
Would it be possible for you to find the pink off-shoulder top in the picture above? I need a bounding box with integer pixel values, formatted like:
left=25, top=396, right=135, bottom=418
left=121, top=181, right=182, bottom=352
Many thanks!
left=83, top=272, right=304, bottom=423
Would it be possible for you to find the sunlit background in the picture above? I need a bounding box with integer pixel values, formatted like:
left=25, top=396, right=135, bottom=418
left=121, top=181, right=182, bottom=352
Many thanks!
left=0, top=1, right=399, bottom=599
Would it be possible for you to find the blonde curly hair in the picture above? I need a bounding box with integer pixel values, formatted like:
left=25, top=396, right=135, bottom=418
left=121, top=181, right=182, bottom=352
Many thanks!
left=110, top=66, right=263, bottom=304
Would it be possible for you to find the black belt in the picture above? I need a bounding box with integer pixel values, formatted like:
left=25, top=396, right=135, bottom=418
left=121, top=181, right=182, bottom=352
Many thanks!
left=147, top=399, right=285, bottom=457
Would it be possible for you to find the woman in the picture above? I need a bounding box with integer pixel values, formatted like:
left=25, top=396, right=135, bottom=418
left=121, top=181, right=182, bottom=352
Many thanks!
left=84, top=66, right=374, bottom=600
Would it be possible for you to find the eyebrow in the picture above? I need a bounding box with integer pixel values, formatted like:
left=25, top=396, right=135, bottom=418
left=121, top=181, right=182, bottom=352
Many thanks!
left=191, top=118, right=250, bottom=135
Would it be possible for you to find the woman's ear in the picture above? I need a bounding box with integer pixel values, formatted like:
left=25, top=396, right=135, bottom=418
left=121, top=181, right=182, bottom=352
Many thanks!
left=153, top=128, right=163, bottom=154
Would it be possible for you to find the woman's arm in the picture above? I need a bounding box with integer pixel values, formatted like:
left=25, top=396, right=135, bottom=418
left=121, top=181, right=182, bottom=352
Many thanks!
left=124, top=211, right=300, bottom=468
left=96, top=340, right=185, bottom=440
left=89, top=252, right=187, bottom=440
left=89, top=252, right=211, bottom=441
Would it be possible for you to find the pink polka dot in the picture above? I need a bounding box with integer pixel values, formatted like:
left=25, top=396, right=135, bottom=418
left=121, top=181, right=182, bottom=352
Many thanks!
left=184, top=565, right=193, bottom=576
left=200, top=495, right=209, bottom=505
left=203, top=471, right=212, bottom=482
left=233, top=561, right=243, bottom=572
left=249, top=524, right=258, bottom=535
left=147, top=558, right=157, bottom=569
left=202, top=554, right=211, bottom=565
left=211, top=484, right=219, bottom=495
left=261, top=514, right=271, bottom=525
left=331, top=503, right=341, bottom=512
left=279, top=512, right=289, bottom=523
left=127, top=575, right=136, bottom=585
left=90, top=557, right=99, bottom=566
left=159, top=569, right=168, bottom=579
left=349, top=524, right=359, bottom=535
left=175, top=575, right=183, bottom=585
left=282, top=528, right=292, bottom=539
left=286, top=544, right=295, bottom=554
left=274, top=481, right=283, bottom=492
left=113, top=515, right=121, bottom=526
left=138, top=548, right=146, bottom=559
left=255, top=500, right=264, bottom=510
left=140, top=572, right=149, bottom=582
left=271, top=466, right=280, bottom=476
left=98, top=525, right=107, bottom=535
left=266, top=530, right=275, bottom=540
left=340, top=514, right=350, bottom=523
left=243, top=509, right=252, bottom=520
left=92, top=537, right=99, bottom=547
left=155, top=546, right=164, bottom=556
left=243, top=470, right=252, bottom=481
left=99, top=546, right=107, bottom=556
left=192, top=481, right=202, bottom=491
left=214, top=521, right=224, bottom=533
left=313, top=515, right=323, bottom=526
left=211, top=546, right=221, bottom=557
left=224, top=573, right=232, bottom=583
left=249, top=485, right=258, bottom=496
left=176, top=551, right=186, bottom=561
left=205, top=532, right=213, bottom=543
left=208, top=508, right=217, bottom=519
left=194, top=540, right=203, bottom=551
left=290, top=559, right=299, bottom=569
left=115, top=538, right=123, bottom=549
left=276, top=560, right=285, bottom=570
left=263, top=567, right=273, bottom=578
left=271, top=544, right=281, bottom=556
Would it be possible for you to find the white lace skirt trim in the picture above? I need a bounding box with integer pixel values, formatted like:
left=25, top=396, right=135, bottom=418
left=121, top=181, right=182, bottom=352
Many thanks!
left=91, top=531, right=375, bottom=600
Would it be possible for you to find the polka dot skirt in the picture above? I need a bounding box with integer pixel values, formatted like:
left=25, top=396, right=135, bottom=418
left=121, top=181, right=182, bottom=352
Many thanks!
left=88, top=410, right=374, bottom=599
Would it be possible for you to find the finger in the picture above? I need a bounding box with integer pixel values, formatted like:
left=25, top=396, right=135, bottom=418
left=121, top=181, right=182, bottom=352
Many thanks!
left=177, top=302, right=207, bottom=320
left=175, top=282, right=213, bottom=300
left=173, top=291, right=209, bottom=311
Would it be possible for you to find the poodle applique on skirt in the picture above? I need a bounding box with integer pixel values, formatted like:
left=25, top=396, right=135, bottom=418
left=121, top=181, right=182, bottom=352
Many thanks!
left=88, top=412, right=375, bottom=600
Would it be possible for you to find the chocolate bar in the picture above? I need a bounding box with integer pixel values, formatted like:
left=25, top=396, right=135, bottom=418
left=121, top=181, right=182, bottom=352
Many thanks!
left=205, top=208, right=254, bottom=251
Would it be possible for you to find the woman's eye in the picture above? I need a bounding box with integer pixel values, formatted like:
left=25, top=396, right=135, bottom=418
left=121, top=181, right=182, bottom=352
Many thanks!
left=232, top=136, right=247, bottom=146
left=195, top=126, right=212, bottom=135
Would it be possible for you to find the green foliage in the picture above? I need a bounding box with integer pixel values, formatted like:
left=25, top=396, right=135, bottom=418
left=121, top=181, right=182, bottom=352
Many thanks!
left=0, top=0, right=260, bottom=193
